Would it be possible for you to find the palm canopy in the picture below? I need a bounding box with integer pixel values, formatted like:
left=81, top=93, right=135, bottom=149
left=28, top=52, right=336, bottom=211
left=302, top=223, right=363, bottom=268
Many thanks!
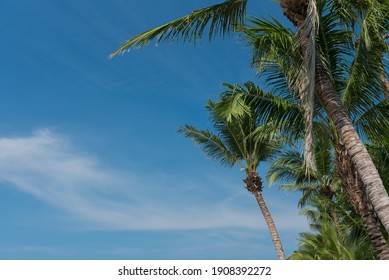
left=178, top=93, right=282, bottom=173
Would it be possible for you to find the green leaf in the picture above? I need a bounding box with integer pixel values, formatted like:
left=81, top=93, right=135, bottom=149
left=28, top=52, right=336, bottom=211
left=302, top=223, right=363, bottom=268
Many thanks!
left=111, top=0, right=247, bottom=57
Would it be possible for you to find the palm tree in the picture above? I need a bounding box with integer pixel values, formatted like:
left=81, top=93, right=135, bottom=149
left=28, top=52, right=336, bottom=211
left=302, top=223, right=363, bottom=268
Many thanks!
left=110, top=0, right=389, bottom=234
left=242, top=1, right=389, bottom=234
left=178, top=96, right=286, bottom=259
left=238, top=7, right=389, bottom=257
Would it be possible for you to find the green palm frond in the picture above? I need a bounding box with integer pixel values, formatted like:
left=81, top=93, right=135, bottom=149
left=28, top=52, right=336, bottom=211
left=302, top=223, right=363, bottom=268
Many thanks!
left=289, top=221, right=376, bottom=260
left=207, top=100, right=249, bottom=160
left=177, top=124, right=239, bottom=167
left=353, top=98, right=389, bottom=142
left=239, top=16, right=301, bottom=89
left=317, top=2, right=352, bottom=91
left=367, top=138, right=389, bottom=190
left=331, top=0, right=388, bottom=102
left=267, top=127, right=337, bottom=209
left=179, top=83, right=284, bottom=173
left=343, top=35, right=386, bottom=112
left=267, top=149, right=306, bottom=187
left=209, top=83, right=252, bottom=122
left=110, top=0, right=247, bottom=57
left=214, top=82, right=305, bottom=142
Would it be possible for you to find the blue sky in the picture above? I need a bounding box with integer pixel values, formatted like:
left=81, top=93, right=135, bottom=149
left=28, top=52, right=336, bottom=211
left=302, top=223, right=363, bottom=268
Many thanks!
left=1, top=0, right=308, bottom=259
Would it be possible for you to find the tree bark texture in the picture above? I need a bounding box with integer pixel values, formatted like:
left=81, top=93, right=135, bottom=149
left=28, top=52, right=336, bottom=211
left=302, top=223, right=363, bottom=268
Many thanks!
left=315, top=58, right=389, bottom=235
left=244, top=172, right=286, bottom=260
left=334, top=141, right=389, bottom=260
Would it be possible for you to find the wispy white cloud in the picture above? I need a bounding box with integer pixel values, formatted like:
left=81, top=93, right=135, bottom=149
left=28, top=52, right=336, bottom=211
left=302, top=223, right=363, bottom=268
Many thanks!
left=0, top=129, right=307, bottom=232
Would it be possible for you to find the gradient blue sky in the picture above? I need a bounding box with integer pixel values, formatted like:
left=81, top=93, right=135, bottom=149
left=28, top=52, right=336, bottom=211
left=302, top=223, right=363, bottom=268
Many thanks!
left=1, top=0, right=308, bottom=259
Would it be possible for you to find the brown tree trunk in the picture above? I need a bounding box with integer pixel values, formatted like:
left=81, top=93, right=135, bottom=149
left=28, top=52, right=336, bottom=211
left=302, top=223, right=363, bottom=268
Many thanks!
left=334, top=141, right=389, bottom=260
left=244, top=172, right=286, bottom=260
left=315, top=58, right=389, bottom=235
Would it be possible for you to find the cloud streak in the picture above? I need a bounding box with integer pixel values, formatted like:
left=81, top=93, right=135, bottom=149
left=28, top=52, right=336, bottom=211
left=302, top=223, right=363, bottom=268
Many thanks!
left=0, top=129, right=306, bottom=231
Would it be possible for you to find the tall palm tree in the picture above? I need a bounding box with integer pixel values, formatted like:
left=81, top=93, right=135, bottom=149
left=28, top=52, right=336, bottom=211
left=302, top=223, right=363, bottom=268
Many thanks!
left=238, top=6, right=389, bottom=257
left=110, top=0, right=389, bottom=233
left=278, top=0, right=389, bottom=234
left=178, top=96, right=286, bottom=259
left=240, top=0, right=389, bottom=235
left=267, top=132, right=389, bottom=258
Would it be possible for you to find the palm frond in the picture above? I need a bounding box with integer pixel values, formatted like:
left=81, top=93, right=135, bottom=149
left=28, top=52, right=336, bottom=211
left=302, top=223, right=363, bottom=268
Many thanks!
left=110, top=0, right=247, bottom=57
left=343, top=34, right=387, bottom=111
left=353, top=98, right=389, bottom=142
left=177, top=125, right=239, bottom=167
left=316, top=2, right=353, bottom=91
left=215, top=82, right=305, bottom=142
left=239, top=16, right=301, bottom=87
left=367, top=138, right=389, bottom=190
left=267, top=150, right=314, bottom=187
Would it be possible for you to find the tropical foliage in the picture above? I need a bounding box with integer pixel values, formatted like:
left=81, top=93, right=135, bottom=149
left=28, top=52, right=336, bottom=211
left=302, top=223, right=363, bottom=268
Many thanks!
left=112, top=0, right=389, bottom=259
left=178, top=94, right=286, bottom=259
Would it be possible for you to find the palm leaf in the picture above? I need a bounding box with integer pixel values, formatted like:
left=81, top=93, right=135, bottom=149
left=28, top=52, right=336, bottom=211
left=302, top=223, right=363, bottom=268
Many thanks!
left=177, top=125, right=239, bottom=167
left=110, top=0, right=247, bottom=57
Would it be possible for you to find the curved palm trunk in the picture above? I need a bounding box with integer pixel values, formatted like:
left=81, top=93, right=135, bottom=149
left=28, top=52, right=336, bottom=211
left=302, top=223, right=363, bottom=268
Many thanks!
left=280, top=0, right=389, bottom=235
left=334, top=141, right=389, bottom=260
left=244, top=172, right=286, bottom=260
left=316, top=58, right=389, bottom=235
left=253, top=190, right=286, bottom=260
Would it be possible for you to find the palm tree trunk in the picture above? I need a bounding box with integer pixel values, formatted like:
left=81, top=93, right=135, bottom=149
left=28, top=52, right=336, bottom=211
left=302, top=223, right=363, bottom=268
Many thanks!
left=316, top=58, right=389, bottom=235
left=244, top=172, right=286, bottom=260
left=316, top=56, right=389, bottom=227
left=253, top=190, right=286, bottom=260
left=334, top=141, right=389, bottom=260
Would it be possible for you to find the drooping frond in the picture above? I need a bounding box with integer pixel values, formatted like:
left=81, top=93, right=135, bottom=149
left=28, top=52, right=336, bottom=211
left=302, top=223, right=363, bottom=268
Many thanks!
left=343, top=32, right=387, bottom=109
left=331, top=0, right=389, bottom=97
left=110, top=0, right=247, bottom=57
left=239, top=16, right=301, bottom=93
left=296, top=0, right=319, bottom=171
left=353, top=98, right=389, bottom=142
left=367, top=138, right=389, bottom=190
left=331, top=0, right=389, bottom=49
left=316, top=2, right=353, bottom=92
left=267, top=127, right=336, bottom=208
left=177, top=125, right=239, bottom=167
left=267, top=149, right=307, bottom=186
